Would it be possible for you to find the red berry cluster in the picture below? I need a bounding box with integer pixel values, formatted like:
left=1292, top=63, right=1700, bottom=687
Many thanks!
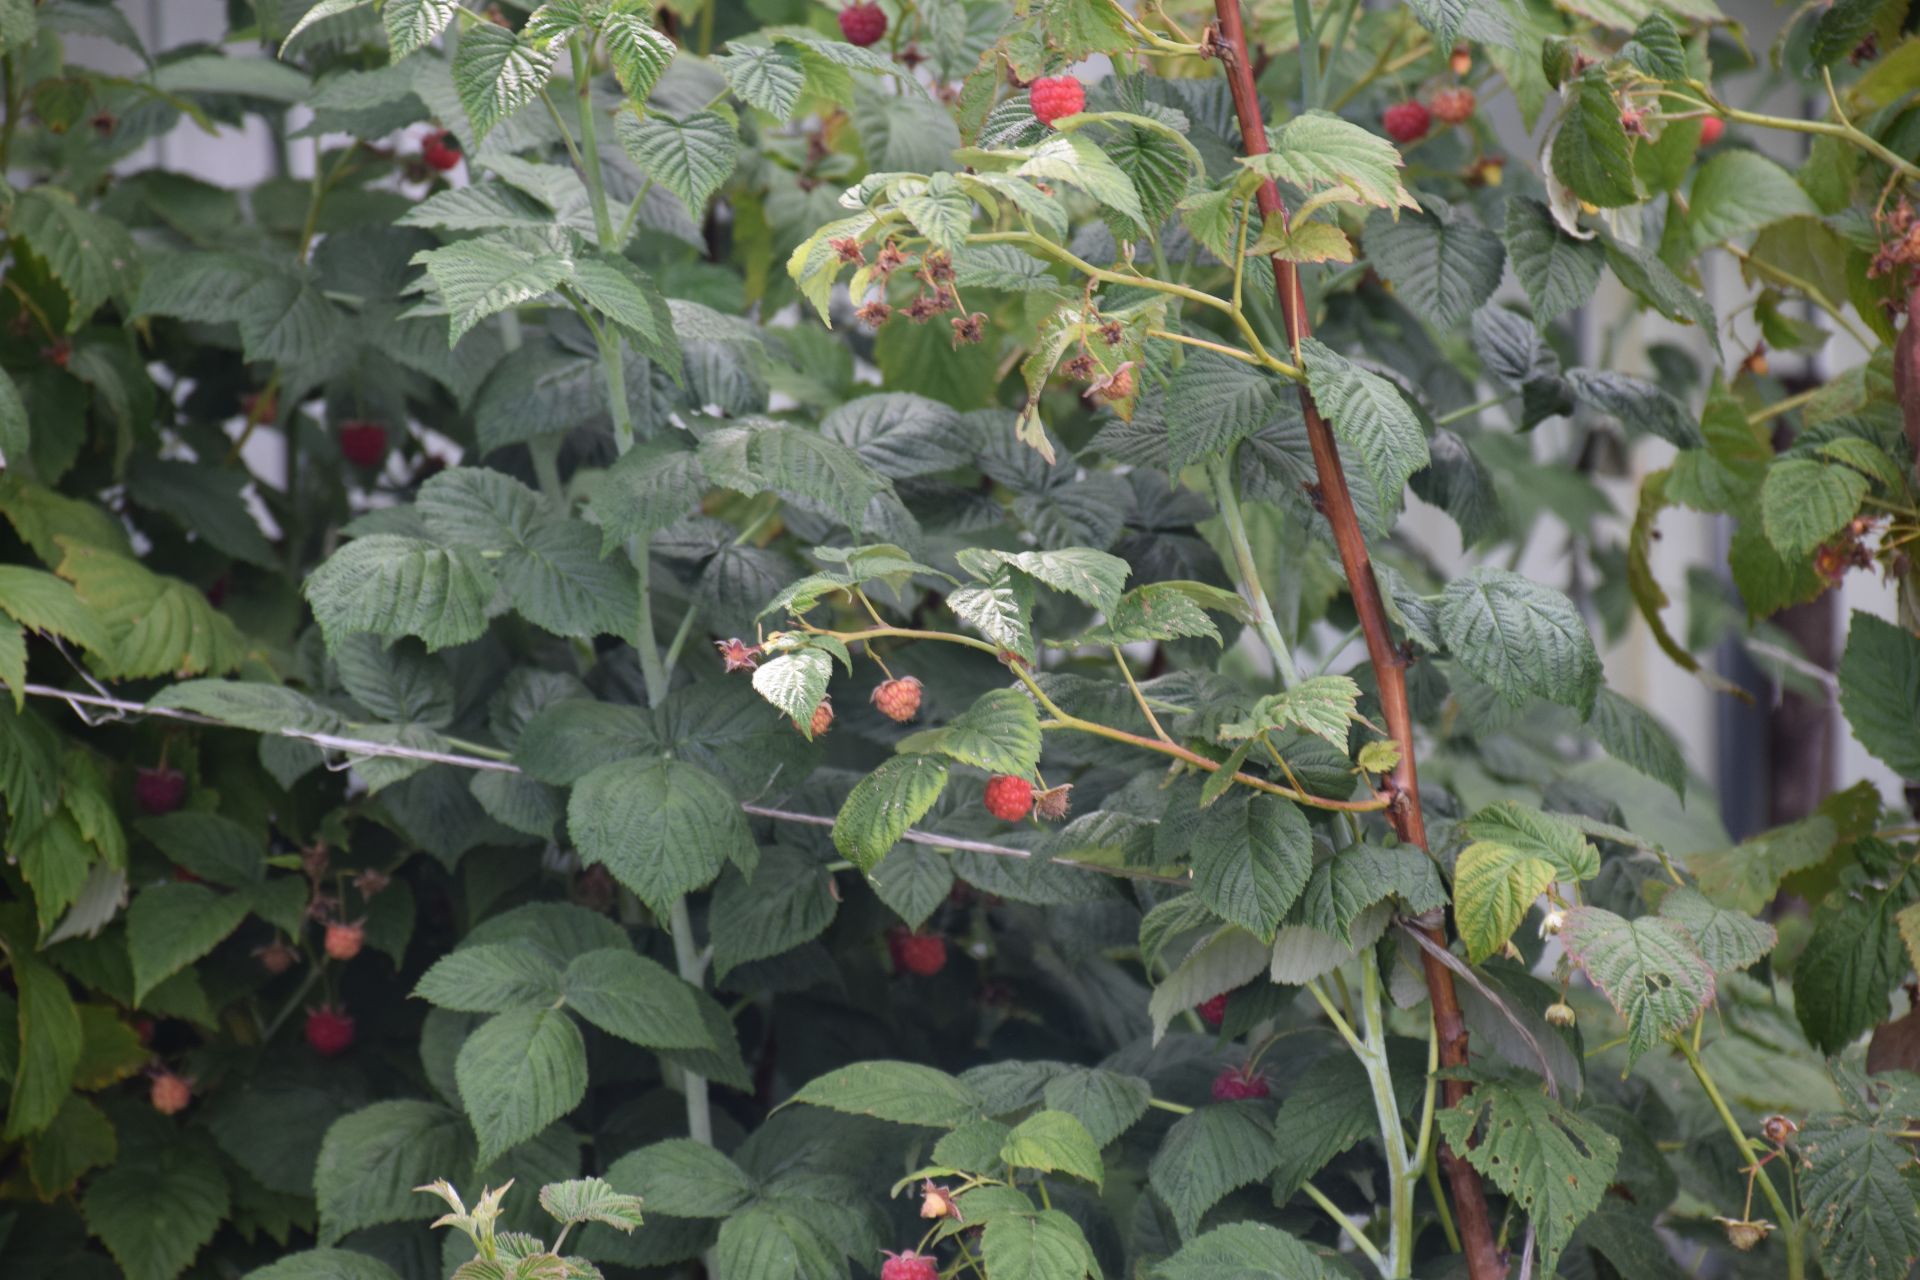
left=887, top=926, right=948, bottom=976
left=305, top=1006, right=356, bottom=1056
left=421, top=129, right=461, bottom=172
left=1196, top=992, right=1229, bottom=1027
left=1210, top=1066, right=1271, bottom=1101
left=983, top=774, right=1034, bottom=822
left=1028, top=75, right=1085, bottom=127
left=1381, top=100, right=1430, bottom=143
left=135, top=766, right=186, bottom=815
left=339, top=420, right=388, bottom=468
left=837, top=2, right=887, bottom=47
left=880, top=1251, right=939, bottom=1280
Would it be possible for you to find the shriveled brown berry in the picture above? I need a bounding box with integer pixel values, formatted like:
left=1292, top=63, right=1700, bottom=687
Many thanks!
left=1762, top=1114, right=1799, bottom=1144
left=255, top=938, right=299, bottom=975
left=1034, top=784, right=1073, bottom=821
left=856, top=299, right=893, bottom=328
left=1098, top=320, right=1124, bottom=345
left=874, top=242, right=909, bottom=277
left=1062, top=353, right=1097, bottom=381
left=950, top=311, right=986, bottom=346
left=830, top=237, right=865, bottom=265
left=871, top=676, right=924, bottom=722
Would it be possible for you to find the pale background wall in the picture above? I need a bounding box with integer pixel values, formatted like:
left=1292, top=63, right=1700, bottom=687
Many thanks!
left=59, top=1, right=1910, bottom=829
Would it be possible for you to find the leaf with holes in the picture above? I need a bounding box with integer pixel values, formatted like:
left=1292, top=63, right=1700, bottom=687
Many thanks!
left=1559, top=906, right=1714, bottom=1063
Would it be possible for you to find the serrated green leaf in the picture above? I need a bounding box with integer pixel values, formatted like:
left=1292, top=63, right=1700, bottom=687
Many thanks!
left=789, top=1060, right=983, bottom=1127
left=1000, top=1110, right=1103, bottom=1187
left=561, top=947, right=709, bottom=1050
left=1838, top=612, right=1920, bottom=777
left=127, top=883, right=253, bottom=1004
left=833, top=753, right=950, bottom=873
left=81, top=1142, right=229, bottom=1280
left=1040, top=1068, right=1150, bottom=1147
left=1217, top=675, right=1361, bottom=754
left=1798, top=1111, right=1920, bottom=1280
left=981, top=1209, right=1095, bottom=1280
left=56, top=542, right=245, bottom=679
left=1148, top=1101, right=1278, bottom=1239
left=1688, top=149, right=1817, bottom=249
left=1189, top=794, right=1313, bottom=940
left=1149, top=926, right=1268, bottom=1041
left=714, top=44, right=807, bottom=119
left=568, top=757, right=748, bottom=914
left=1453, top=841, right=1555, bottom=964
left=305, top=534, right=497, bottom=652
left=598, top=6, right=675, bottom=99
left=1012, top=133, right=1146, bottom=229
left=1463, top=801, right=1599, bottom=881
left=1565, top=368, right=1700, bottom=448
left=454, top=24, right=556, bottom=140
left=414, top=943, right=564, bottom=1013
left=4, top=957, right=80, bottom=1140
left=948, top=570, right=1035, bottom=664
left=1656, top=887, right=1775, bottom=973
left=1153, top=1221, right=1344, bottom=1279
left=1300, top=340, right=1429, bottom=537
left=1760, top=458, right=1867, bottom=556
left=1440, top=566, right=1602, bottom=715
left=1503, top=197, right=1604, bottom=325
left=11, top=188, right=137, bottom=329
left=315, top=1101, right=475, bottom=1243
left=1435, top=1081, right=1619, bottom=1276
left=604, top=1139, right=754, bottom=1218
left=410, top=234, right=572, bottom=345
left=751, top=648, right=833, bottom=734
left=1163, top=350, right=1284, bottom=470
left=1244, top=112, right=1414, bottom=211
left=698, top=420, right=889, bottom=531
left=1364, top=197, right=1504, bottom=328
left=1560, top=906, right=1714, bottom=1062
left=454, top=1006, right=588, bottom=1165
left=384, top=0, right=456, bottom=58
left=1552, top=75, right=1637, bottom=208
left=616, top=109, right=738, bottom=215
left=907, top=686, right=1041, bottom=777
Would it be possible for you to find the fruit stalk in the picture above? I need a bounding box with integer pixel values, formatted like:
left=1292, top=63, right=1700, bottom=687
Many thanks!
left=1207, top=4, right=1504, bottom=1277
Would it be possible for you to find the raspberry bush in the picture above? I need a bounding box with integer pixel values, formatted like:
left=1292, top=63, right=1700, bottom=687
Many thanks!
left=1, top=2, right=1919, bottom=1280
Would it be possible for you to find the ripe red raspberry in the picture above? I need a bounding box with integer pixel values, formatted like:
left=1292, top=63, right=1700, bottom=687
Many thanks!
left=135, top=767, right=186, bottom=816
left=983, top=775, right=1034, bottom=821
left=1210, top=1066, right=1271, bottom=1101
left=837, top=2, right=887, bottom=47
left=1382, top=100, right=1431, bottom=143
left=871, top=676, right=923, bottom=722
left=880, top=1251, right=939, bottom=1280
left=1196, top=993, right=1229, bottom=1027
left=1698, top=115, right=1725, bottom=145
left=305, top=1006, right=356, bottom=1057
left=339, top=420, right=388, bottom=467
left=150, top=1072, right=192, bottom=1115
left=421, top=129, right=462, bottom=172
left=887, top=926, right=948, bottom=976
left=1029, top=75, right=1086, bottom=127
left=1430, top=87, right=1476, bottom=125
left=324, top=921, right=365, bottom=961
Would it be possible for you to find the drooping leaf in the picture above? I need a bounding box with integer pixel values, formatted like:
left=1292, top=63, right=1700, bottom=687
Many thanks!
left=1188, top=793, right=1313, bottom=940
left=1148, top=1101, right=1278, bottom=1239
left=616, top=110, right=739, bottom=217
left=1798, top=1111, right=1920, bottom=1280
left=1559, top=906, right=1714, bottom=1062
left=1838, top=612, right=1920, bottom=777
left=1552, top=75, right=1637, bottom=208
left=568, top=757, right=750, bottom=914
left=453, top=1006, right=589, bottom=1165
left=832, top=753, right=950, bottom=873
left=788, top=1060, right=983, bottom=1128
left=1299, top=340, right=1429, bottom=537
left=315, top=1100, right=475, bottom=1243
left=1364, top=197, right=1504, bottom=328
left=1452, top=841, right=1555, bottom=964
left=1503, top=197, right=1604, bottom=324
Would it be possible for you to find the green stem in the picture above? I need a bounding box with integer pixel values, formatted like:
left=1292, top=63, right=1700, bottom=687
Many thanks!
left=1292, top=0, right=1318, bottom=112
left=1433, top=393, right=1511, bottom=427
left=1315, top=0, right=1362, bottom=110
left=1212, top=452, right=1299, bottom=689
left=1147, top=1097, right=1194, bottom=1115
left=1684, top=80, right=1920, bottom=182
left=1302, top=1180, right=1388, bottom=1272
left=530, top=435, right=564, bottom=504
left=1676, top=1035, right=1802, bottom=1280
left=262, top=964, right=324, bottom=1041
left=1359, top=954, right=1415, bottom=1279
left=669, top=897, right=715, bottom=1147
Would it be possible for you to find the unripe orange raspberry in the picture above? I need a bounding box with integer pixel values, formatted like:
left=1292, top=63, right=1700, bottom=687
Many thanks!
left=871, top=676, right=924, bottom=722
left=808, top=699, right=834, bottom=737
left=151, top=1072, right=191, bottom=1115
left=1431, top=87, right=1476, bottom=125
left=324, top=921, right=364, bottom=961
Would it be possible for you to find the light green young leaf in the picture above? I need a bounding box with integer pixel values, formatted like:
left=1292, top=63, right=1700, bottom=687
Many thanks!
left=1245, top=111, right=1416, bottom=211
left=1452, top=842, right=1555, bottom=964
left=751, top=648, right=833, bottom=734
left=1218, top=675, right=1362, bottom=754
left=1462, top=801, right=1599, bottom=881
left=539, top=1176, right=645, bottom=1232
left=895, top=172, right=974, bottom=250
left=598, top=4, right=675, bottom=99
left=1656, top=887, right=1776, bottom=974
left=1688, top=149, right=1818, bottom=249
left=1000, top=1110, right=1104, bottom=1187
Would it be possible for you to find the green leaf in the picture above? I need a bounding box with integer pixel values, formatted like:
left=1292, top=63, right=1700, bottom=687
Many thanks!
left=414, top=943, right=565, bottom=1012
left=1300, top=340, right=1429, bottom=536
left=832, top=754, right=951, bottom=873
left=698, top=421, right=890, bottom=531
left=1040, top=1068, right=1150, bottom=1147
left=981, top=1210, right=1096, bottom=1280
left=540, top=1175, right=645, bottom=1232
left=709, top=849, right=837, bottom=978
left=455, top=1006, right=589, bottom=1165
left=568, top=254, right=677, bottom=372
left=1552, top=75, right=1637, bottom=208
left=1245, top=111, right=1415, bottom=211
left=384, top=0, right=456, bottom=57
left=0, top=564, right=112, bottom=659
left=959, top=547, right=1130, bottom=615
left=906, top=687, right=1042, bottom=777
left=1656, top=887, right=1775, bottom=973
left=1435, top=1080, right=1620, bottom=1276
left=820, top=393, right=972, bottom=479
left=1798, top=1111, right=1920, bottom=1280
left=568, top=758, right=749, bottom=914
left=138, top=812, right=264, bottom=888
left=1584, top=687, right=1687, bottom=797
left=598, top=7, right=675, bottom=99
left=1072, top=581, right=1245, bottom=647
left=56, top=543, right=245, bottom=679
left=1559, top=906, right=1714, bottom=1063
left=788, top=1060, right=983, bottom=1127
left=127, top=883, right=253, bottom=1004
left=25, top=1093, right=116, bottom=1196
left=514, top=699, right=655, bottom=784
left=1688, top=149, right=1818, bottom=249
left=1363, top=197, right=1504, bottom=328
left=246, top=1254, right=404, bottom=1280
left=81, top=1143, right=229, bottom=1280
left=1565, top=368, right=1700, bottom=448
left=410, top=235, right=571, bottom=344
left=0, top=368, right=27, bottom=476
left=1218, top=675, right=1361, bottom=754
left=304, top=535, right=496, bottom=652
left=1808, top=0, right=1885, bottom=65
left=1154, top=1221, right=1343, bottom=1279
left=1760, top=458, right=1867, bottom=556
left=454, top=23, right=556, bottom=140
left=126, top=459, right=280, bottom=569
left=715, top=44, right=807, bottom=119
left=315, top=1100, right=475, bottom=1243
left=561, top=947, right=709, bottom=1050
left=150, top=679, right=345, bottom=736
left=605, top=1139, right=754, bottom=1218
left=1189, top=794, right=1313, bottom=940
left=1452, top=841, right=1555, bottom=964
left=1163, top=351, right=1285, bottom=470
left=751, top=648, right=833, bottom=735
left=1297, top=842, right=1447, bottom=944
left=896, top=172, right=974, bottom=250
left=948, top=572, right=1036, bottom=662
left=1000, top=1111, right=1104, bottom=1187
left=1148, top=926, right=1270, bottom=1041
left=591, top=447, right=706, bottom=553
left=1838, top=612, right=1920, bottom=776
left=1796, top=882, right=1911, bottom=1054
left=1503, top=197, right=1604, bottom=325
left=1440, top=567, right=1602, bottom=715
left=4, top=957, right=80, bottom=1139
left=616, top=110, right=738, bottom=216
left=1687, top=811, right=1838, bottom=914
left=1148, top=1101, right=1278, bottom=1238
left=10, top=188, right=137, bottom=328
left=1620, top=11, right=1688, bottom=79
left=1012, top=132, right=1147, bottom=229
left=869, top=844, right=955, bottom=930
left=1463, top=801, right=1599, bottom=881
left=712, top=1204, right=840, bottom=1280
